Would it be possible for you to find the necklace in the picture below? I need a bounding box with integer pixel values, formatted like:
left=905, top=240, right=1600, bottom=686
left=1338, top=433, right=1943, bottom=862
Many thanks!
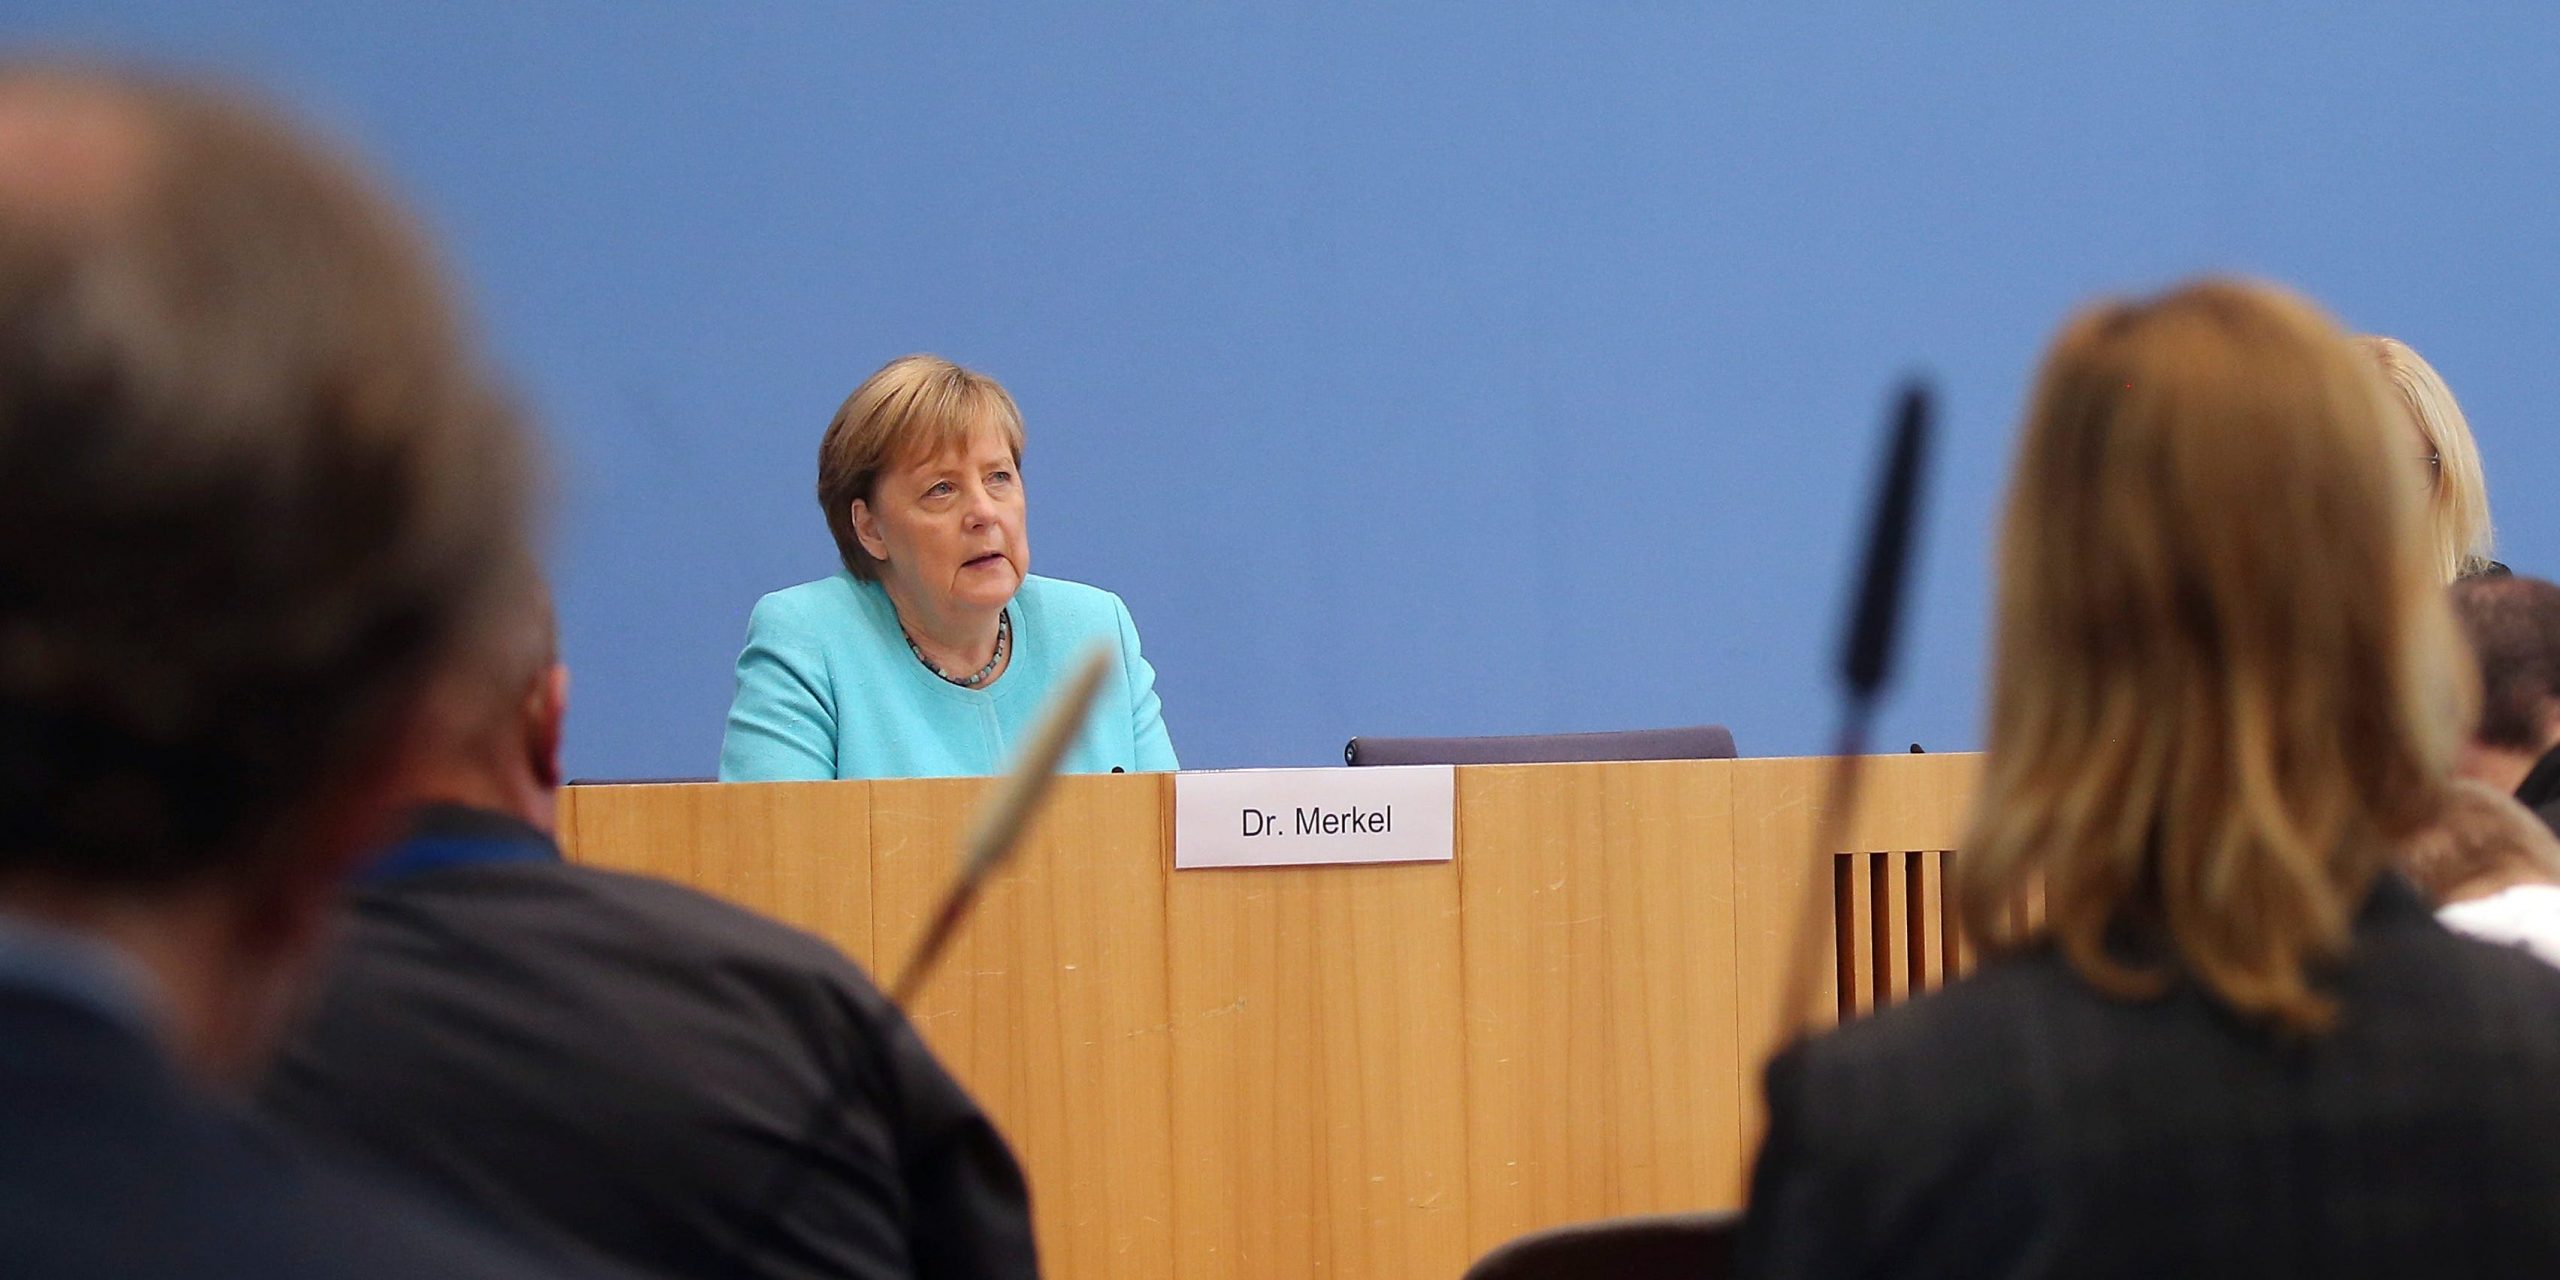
left=906, top=609, right=1010, bottom=688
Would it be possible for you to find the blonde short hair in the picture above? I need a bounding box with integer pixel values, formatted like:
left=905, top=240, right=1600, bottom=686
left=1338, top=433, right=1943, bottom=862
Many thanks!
left=815, top=354, right=1026, bottom=580
left=2398, top=779, right=2560, bottom=904
left=1958, top=280, right=2475, bottom=1034
left=2361, top=336, right=2494, bottom=582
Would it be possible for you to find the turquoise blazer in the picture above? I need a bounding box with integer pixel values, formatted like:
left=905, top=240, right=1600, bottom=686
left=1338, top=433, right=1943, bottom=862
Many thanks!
left=718, top=572, right=1179, bottom=781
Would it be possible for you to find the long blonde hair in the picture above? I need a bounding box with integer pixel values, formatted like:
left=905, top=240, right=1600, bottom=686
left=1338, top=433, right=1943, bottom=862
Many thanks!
left=2362, top=336, right=2494, bottom=582
left=1957, top=280, right=2474, bottom=1033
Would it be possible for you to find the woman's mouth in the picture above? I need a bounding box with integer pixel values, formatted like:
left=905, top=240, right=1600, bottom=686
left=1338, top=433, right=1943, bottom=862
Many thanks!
left=964, top=552, right=1008, bottom=570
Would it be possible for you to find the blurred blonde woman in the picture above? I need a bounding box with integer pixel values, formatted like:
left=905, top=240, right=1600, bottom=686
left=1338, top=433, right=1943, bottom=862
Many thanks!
left=1738, top=281, right=2560, bottom=1279
left=2364, top=336, right=2500, bottom=581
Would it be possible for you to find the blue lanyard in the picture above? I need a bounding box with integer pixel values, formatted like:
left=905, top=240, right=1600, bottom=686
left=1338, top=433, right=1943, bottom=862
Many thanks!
left=358, top=831, right=556, bottom=887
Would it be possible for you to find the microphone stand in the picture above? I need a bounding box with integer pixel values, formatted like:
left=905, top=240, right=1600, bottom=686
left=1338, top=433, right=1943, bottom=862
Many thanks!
left=889, top=644, right=1115, bottom=1004
left=1772, top=381, right=1934, bottom=1046
left=736, top=642, right=1114, bottom=1273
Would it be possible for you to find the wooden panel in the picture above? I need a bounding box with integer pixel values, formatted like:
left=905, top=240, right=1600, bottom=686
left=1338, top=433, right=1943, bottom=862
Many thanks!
left=1456, top=761, right=1742, bottom=1256
left=869, top=774, right=1178, bottom=1280
left=1165, top=845, right=1470, bottom=1277
left=559, top=781, right=873, bottom=962
left=1728, top=754, right=1983, bottom=1173
left=1947, top=849, right=1976, bottom=975
left=1840, top=754, right=1981, bottom=852
left=557, top=755, right=1992, bottom=1280
left=1729, top=759, right=1830, bottom=1054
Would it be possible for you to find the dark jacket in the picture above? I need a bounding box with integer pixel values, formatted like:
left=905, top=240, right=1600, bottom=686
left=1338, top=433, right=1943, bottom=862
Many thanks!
left=259, top=806, right=1038, bottom=1280
left=1738, top=877, right=2560, bottom=1279
left=0, top=978, right=585, bottom=1279
left=2513, top=743, right=2560, bottom=840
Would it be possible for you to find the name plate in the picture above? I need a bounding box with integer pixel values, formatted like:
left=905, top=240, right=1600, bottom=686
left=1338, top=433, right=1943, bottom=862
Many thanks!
left=1174, top=766, right=1455, bottom=869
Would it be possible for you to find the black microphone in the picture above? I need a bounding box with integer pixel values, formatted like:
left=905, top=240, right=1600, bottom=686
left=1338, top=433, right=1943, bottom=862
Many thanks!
left=1774, top=377, right=1936, bottom=1043
left=1840, top=381, right=1933, bottom=715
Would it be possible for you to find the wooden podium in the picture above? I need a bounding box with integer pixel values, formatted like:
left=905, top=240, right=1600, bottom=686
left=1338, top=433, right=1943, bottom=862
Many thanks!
left=559, top=752, right=1980, bottom=1280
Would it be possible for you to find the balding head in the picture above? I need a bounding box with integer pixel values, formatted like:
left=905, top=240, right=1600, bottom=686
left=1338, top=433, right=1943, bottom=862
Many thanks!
left=0, top=63, right=532, bottom=892
left=0, top=73, right=158, bottom=228
left=409, top=559, right=570, bottom=834
left=2451, top=574, right=2560, bottom=755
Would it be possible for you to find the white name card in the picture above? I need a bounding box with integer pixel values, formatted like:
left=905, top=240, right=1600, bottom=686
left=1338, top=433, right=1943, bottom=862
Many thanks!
left=1174, top=765, right=1455, bottom=869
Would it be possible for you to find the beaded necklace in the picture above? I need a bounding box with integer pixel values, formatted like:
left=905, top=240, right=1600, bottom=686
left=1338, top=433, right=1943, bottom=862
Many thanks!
left=906, top=609, right=1011, bottom=688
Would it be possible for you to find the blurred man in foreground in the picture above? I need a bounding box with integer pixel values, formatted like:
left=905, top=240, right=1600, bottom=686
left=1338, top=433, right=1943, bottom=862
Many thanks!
left=0, top=65, right=592, bottom=1276
left=2451, top=573, right=2560, bottom=836
left=262, top=567, right=1041, bottom=1280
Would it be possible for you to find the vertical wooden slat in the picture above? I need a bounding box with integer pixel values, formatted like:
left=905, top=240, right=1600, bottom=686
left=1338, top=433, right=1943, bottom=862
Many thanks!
left=1910, top=852, right=1940, bottom=992
left=1872, top=851, right=1907, bottom=1005
left=1937, top=852, right=1967, bottom=981
left=1840, top=853, right=1876, bottom=1018
left=1830, top=855, right=1853, bottom=1021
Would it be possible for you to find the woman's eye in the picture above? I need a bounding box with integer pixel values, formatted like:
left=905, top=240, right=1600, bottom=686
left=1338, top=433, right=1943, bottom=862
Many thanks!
left=989, top=471, right=1014, bottom=486
left=924, top=481, right=954, bottom=499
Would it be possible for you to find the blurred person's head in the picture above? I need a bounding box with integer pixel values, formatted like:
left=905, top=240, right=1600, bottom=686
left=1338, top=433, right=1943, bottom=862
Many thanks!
left=2360, top=336, right=2495, bottom=583
left=2449, top=573, right=2560, bottom=791
left=0, top=66, right=531, bottom=1081
left=406, top=559, right=565, bottom=836
left=2397, top=779, right=2560, bottom=907
left=1958, top=279, right=2473, bottom=1034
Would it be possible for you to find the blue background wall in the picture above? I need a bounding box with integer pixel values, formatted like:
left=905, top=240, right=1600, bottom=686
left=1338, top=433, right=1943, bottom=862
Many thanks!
left=12, top=5, right=2558, bottom=776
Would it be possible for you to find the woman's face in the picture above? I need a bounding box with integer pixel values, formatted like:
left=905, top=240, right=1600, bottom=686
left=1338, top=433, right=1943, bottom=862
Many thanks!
left=852, top=425, right=1028, bottom=617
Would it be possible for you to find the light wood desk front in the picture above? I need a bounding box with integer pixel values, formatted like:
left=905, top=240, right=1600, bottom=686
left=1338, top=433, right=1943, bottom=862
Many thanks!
left=559, top=752, right=1981, bottom=1280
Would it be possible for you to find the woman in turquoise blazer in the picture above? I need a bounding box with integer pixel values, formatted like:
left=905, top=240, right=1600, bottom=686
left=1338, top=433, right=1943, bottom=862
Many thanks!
left=720, top=355, right=1177, bottom=781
